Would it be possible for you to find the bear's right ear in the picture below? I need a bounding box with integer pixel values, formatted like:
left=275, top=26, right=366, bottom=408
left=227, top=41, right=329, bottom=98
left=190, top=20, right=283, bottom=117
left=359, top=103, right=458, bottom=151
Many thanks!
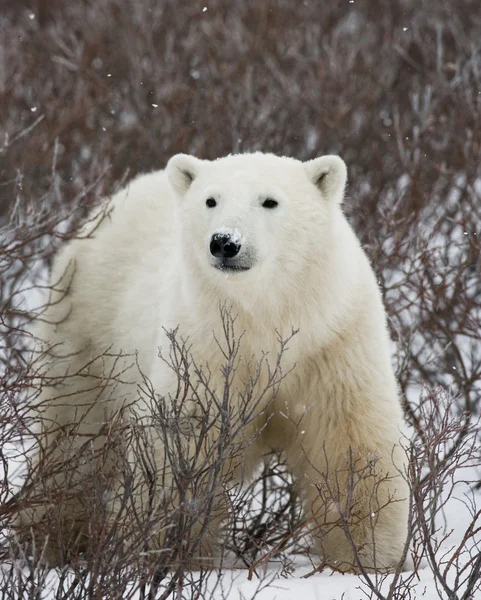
left=166, top=154, right=203, bottom=197
left=304, top=155, right=347, bottom=204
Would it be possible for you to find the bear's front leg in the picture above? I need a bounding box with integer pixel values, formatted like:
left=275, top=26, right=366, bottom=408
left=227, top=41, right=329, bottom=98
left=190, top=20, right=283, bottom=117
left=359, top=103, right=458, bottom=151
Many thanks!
left=281, top=398, right=409, bottom=573
left=107, top=388, right=236, bottom=570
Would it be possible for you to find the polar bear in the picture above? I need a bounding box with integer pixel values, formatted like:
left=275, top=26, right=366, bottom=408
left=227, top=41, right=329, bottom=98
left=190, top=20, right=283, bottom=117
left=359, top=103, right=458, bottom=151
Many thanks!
left=17, top=152, right=409, bottom=572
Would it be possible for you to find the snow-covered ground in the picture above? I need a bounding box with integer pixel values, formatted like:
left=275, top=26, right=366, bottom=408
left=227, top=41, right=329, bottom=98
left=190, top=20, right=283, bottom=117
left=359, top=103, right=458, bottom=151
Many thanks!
left=198, top=463, right=481, bottom=599
left=3, top=462, right=479, bottom=599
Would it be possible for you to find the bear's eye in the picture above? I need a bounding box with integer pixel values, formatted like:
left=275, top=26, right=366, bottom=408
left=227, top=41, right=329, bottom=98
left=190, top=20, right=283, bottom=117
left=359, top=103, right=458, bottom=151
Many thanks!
left=262, top=198, right=278, bottom=209
left=206, top=198, right=217, bottom=208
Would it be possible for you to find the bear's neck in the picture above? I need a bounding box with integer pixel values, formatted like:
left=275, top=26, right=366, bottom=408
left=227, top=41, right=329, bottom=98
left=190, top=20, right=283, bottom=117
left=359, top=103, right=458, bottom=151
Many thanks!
left=177, top=254, right=349, bottom=356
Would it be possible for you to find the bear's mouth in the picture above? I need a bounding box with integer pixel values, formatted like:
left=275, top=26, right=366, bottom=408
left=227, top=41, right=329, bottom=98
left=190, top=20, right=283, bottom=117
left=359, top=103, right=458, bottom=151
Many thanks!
left=212, top=260, right=251, bottom=273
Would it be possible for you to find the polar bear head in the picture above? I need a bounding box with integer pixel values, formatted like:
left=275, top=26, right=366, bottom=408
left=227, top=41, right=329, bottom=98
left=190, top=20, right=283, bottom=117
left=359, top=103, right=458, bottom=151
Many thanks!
left=166, top=152, right=347, bottom=295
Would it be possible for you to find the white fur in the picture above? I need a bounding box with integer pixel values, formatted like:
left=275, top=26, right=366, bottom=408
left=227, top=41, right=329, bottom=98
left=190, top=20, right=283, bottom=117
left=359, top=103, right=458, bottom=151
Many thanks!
left=20, top=152, right=409, bottom=572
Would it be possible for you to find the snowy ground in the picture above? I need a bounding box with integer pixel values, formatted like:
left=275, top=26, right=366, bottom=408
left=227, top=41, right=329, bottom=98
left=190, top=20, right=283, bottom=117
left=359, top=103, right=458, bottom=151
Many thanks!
left=203, top=466, right=481, bottom=600
left=3, top=463, right=479, bottom=599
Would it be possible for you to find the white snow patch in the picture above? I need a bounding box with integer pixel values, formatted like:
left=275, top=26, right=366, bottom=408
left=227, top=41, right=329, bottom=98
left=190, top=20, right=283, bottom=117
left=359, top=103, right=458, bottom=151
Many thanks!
left=216, top=227, right=245, bottom=246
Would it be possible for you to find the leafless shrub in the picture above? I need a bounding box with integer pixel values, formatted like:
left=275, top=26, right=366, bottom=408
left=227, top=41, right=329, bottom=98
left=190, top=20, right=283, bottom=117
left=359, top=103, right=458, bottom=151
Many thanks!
left=227, top=454, right=302, bottom=571
left=2, top=301, right=294, bottom=598
left=407, top=391, right=481, bottom=600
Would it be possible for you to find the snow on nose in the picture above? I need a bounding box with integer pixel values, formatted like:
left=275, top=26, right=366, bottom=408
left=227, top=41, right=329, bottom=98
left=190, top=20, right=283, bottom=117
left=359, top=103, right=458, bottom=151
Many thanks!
left=209, top=227, right=245, bottom=258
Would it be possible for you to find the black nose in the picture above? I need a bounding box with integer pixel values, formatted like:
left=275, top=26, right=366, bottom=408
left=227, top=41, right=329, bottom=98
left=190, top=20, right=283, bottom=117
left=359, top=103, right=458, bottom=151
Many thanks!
left=210, top=233, right=241, bottom=259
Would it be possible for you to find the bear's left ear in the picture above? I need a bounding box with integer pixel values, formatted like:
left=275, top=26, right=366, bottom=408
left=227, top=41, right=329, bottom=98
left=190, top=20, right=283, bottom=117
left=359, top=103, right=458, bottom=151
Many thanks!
left=304, top=155, right=347, bottom=204
left=166, top=154, right=203, bottom=197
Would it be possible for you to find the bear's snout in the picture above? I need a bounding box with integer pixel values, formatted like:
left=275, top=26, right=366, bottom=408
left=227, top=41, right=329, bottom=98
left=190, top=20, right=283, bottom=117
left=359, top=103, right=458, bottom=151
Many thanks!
left=210, top=232, right=241, bottom=259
